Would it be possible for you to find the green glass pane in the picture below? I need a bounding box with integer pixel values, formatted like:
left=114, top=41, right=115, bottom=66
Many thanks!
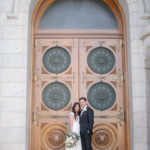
left=43, top=47, right=71, bottom=74
left=42, top=82, right=71, bottom=110
left=87, top=47, right=115, bottom=74
left=39, top=0, right=118, bottom=29
left=87, top=82, right=116, bottom=111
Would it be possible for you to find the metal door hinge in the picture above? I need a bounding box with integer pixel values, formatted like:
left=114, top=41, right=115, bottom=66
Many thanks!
left=34, top=39, right=38, bottom=47
left=121, top=73, right=124, bottom=82
left=34, top=73, right=37, bottom=82
left=123, top=111, right=126, bottom=121
left=121, top=39, right=124, bottom=47
left=32, top=111, right=35, bottom=122
left=32, top=73, right=37, bottom=82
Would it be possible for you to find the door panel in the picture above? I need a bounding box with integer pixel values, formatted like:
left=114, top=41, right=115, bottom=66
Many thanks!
left=79, top=39, right=125, bottom=150
left=32, top=38, right=126, bottom=150
left=33, top=39, right=78, bottom=150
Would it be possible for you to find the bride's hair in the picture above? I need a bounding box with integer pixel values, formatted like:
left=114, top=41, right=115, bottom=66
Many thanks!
left=72, top=102, right=81, bottom=120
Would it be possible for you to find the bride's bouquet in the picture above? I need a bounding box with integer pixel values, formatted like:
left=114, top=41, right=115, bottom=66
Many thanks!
left=65, top=132, right=79, bottom=148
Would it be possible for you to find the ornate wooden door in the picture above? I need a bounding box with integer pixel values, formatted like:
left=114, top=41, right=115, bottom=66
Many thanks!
left=79, top=39, right=125, bottom=150
left=32, top=39, right=79, bottom=150
left=32, top=38, right=126, bottom=150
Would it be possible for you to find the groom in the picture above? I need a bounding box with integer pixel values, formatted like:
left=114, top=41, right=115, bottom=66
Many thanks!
left=79, top=97, right=94, bottom=150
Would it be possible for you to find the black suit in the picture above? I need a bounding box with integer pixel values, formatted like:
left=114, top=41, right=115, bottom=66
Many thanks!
left=80, top=106, right=94, bottom=150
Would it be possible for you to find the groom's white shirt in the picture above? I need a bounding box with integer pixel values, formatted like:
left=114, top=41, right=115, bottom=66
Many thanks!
left=81, top=105, right=87, bottom=117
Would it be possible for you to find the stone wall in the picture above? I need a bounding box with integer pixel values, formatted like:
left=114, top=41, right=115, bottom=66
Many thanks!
left=122, top=0, right=149, bottom=149
left=0, top=0, right=29, bottom=149
left=0, top=0, right=149, bottom=150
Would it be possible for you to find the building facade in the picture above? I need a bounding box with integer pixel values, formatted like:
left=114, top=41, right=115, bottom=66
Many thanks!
left=0, top=0, right=150, bottom=150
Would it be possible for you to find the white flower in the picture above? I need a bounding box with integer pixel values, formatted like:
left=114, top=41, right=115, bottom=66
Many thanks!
left=65, top=132, right=79, bottom=148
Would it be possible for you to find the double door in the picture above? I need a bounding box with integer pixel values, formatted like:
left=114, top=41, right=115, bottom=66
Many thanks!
left=32, top=38, right=126, bottom=150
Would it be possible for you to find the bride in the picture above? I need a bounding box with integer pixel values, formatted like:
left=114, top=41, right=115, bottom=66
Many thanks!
left=66, top=102, right=82, bottom=150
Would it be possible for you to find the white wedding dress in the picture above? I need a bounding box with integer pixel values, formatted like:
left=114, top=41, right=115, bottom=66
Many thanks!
left=66, top=112, right=82, bottom=150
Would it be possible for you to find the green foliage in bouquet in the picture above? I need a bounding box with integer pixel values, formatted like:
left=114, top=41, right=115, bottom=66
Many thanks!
left=65, top=132, right=79, bottom=148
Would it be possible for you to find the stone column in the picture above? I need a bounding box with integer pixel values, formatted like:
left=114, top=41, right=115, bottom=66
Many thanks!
left=141, top=24, right=150, bottom=150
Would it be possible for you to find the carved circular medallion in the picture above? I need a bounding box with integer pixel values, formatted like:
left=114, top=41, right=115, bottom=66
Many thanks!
left=41, top=124, right=66, bottom=150
left=92, top=124, right=117, bottom=150
left=87, top=47, right=115, bottom=74
left=43, top=47, right=71, bottom=74
left=42, top=82, right=71, bottom=110
left=47, top=130, right=64, bottom=146
left=95, top=130, right=110, bottom=146
left=87, top=82, right=116, bottom=111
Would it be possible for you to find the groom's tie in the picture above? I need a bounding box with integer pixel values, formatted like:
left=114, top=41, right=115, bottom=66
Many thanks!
left=81, top=109, right=84, bottom=117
